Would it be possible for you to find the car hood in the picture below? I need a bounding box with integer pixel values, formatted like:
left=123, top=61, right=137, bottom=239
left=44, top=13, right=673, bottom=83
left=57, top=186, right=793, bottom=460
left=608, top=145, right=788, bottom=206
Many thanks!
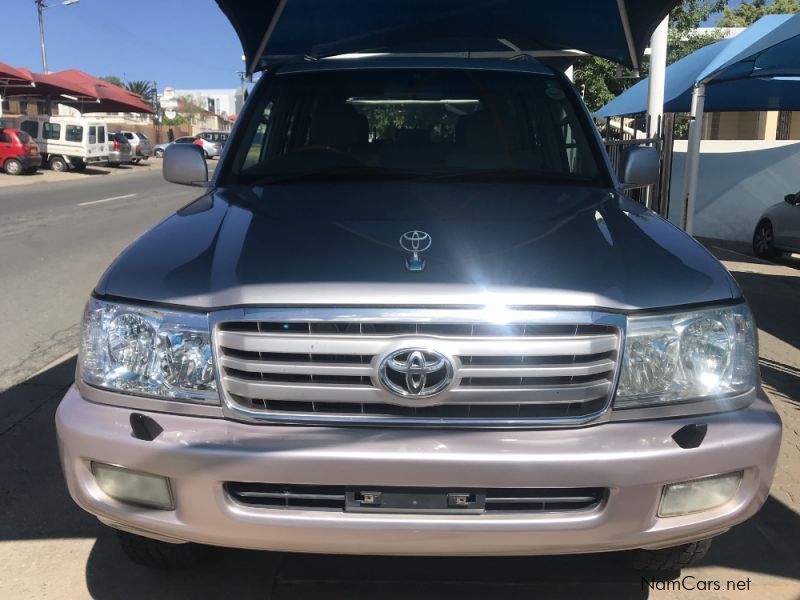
left=97, top=182, right=739, bottom=311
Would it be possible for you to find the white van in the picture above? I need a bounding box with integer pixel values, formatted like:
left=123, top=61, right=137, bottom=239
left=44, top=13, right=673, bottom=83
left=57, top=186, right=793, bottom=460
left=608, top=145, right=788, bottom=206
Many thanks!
left=15, top=116, right=108, bottom=171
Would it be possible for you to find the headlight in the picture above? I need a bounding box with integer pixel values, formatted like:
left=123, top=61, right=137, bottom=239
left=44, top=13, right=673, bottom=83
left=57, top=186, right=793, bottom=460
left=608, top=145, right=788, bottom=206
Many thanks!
left=79, top=298, right=218, bottom=404
left=616, top=304, right=757, bottom=409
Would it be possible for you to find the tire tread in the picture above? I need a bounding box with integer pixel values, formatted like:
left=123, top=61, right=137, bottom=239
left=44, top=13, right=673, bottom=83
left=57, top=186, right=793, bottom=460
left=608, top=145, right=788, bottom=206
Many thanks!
left=630, top=539, right=712, bottom=572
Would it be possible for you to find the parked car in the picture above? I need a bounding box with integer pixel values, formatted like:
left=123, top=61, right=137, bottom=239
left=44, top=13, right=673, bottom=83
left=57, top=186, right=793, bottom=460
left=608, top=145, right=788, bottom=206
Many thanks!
left=15, top=116, right=107, bottom=171
left=106, top=132, right=133, bottom=167
left=197, top=130, right=229, bottom=148
left=153, top=136, right=221, bottom=159
left=753, top=191, right=800, bottom=258
left=120, top=131, right=151, bottom=164
left=56, top=47, right=782, bottom=577
left=0, top=127, right=42, bottom=175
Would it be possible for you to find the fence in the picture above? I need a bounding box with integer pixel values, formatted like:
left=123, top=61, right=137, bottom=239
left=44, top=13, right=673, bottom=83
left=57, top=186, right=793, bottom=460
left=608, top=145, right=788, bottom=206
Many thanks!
left=597, top=113, right=679, bottom=219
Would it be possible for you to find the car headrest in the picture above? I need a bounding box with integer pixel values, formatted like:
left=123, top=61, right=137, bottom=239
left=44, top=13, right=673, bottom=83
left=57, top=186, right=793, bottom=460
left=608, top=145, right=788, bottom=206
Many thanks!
left=456, top=111, right=509, bottom=149
left=309, top=104, right=368, bottom=148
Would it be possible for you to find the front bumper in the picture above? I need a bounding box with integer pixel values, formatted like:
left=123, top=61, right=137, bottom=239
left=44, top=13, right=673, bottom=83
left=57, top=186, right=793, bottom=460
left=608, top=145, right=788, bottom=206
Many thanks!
left=56, top=385, right=782, bottom=556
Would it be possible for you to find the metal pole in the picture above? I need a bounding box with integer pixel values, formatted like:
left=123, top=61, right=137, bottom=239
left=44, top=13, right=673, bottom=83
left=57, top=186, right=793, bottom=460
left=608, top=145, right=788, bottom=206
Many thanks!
left=36, top=0, right=49, bottom=73
left=681, top=82, right=706, bottom=234
left=646, top=16, right=668, bottom=138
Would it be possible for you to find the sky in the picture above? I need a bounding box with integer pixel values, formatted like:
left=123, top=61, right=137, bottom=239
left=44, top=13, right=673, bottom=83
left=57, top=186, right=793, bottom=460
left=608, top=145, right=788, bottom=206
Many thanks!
left=2, top=0, right=245, bottom=90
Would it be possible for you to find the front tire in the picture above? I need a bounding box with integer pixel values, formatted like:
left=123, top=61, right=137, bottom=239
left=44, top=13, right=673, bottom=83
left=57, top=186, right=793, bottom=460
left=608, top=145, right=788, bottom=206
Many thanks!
left=753, top=219, right=779, bottom=259
left=629, top=538, right=712, bottom=573
left=4, top=159, right=23, bottom=176
left=116, top=531, right=210, bottom=570
left=131, top=158, right=141, bottom=165
left=49, top=156, right=68, bottom=172
left=154, top=148, right=164, bottom=158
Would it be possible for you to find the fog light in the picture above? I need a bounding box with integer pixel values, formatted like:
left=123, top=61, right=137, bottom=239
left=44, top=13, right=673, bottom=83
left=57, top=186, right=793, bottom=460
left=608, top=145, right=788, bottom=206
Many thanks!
left=92, top=463, right=174, bottom=510
left=659, top=472, right=742, bottom=517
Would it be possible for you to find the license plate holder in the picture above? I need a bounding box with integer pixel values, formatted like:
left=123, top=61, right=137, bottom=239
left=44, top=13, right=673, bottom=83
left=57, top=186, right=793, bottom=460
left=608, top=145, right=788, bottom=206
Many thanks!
left=345, top=487, right=486, bottom=514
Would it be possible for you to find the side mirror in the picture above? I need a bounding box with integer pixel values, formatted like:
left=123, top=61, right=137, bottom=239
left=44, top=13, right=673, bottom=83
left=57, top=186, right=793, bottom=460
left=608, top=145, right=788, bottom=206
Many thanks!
left=620, top=146, right=660, bottom=188
left=785, top=193, right=799, bottom=205
left=163, top=144, right=208, bottom=187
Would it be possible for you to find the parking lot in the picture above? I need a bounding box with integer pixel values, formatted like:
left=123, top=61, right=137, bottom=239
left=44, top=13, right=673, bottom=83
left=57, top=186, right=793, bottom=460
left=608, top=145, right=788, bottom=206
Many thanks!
left=0, top=167, right=798, bottom=598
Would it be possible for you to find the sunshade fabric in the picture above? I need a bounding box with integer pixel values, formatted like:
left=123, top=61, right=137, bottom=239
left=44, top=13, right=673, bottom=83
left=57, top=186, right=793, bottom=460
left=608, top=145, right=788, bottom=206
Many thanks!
left=0, top=62, right=34, bottom=87
left=54, top=70, right=154, bottom=114
left=597, top=14, right=800, bottom=116
left=2, top=69, right=154, bottom=114
left=3, top=68, right=98, bottom=102
left=215, top=0, right=683, bottom=72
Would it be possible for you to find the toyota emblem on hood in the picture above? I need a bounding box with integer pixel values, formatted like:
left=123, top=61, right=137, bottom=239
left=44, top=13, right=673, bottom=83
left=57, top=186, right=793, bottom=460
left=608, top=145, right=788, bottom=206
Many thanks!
left=400, top=230, right=432, bottom=272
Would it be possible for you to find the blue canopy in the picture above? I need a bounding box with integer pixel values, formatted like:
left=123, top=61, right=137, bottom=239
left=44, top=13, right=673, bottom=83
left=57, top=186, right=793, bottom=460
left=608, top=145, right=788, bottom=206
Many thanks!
left=215, top=0, right=682, bottom=74
left=597, top=14, right=800, bottom=116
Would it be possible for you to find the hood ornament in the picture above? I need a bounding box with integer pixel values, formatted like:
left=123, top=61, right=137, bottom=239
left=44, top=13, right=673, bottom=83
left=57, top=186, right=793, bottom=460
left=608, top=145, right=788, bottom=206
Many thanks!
left=400, top=230, right=432, bottom=272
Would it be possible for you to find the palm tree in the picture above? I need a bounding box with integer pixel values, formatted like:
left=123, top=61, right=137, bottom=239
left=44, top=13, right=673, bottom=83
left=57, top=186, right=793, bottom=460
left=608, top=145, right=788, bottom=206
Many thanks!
left=125, top=80, right=155, bottom=101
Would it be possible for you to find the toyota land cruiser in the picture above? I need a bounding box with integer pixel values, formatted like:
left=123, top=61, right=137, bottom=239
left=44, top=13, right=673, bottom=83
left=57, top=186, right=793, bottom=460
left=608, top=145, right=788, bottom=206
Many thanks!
left=56, top=0, right=782, bottom=574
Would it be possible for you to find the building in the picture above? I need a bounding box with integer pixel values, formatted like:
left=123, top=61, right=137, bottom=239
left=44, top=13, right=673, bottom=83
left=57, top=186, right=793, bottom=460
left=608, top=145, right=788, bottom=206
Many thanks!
left=159, top=87, right=244, bottom=121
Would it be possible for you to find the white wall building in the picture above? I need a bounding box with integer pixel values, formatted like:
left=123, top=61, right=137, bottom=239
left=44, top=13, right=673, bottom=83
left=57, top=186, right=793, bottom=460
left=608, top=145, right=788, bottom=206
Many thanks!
left=160, top=87, right=244, bottom=119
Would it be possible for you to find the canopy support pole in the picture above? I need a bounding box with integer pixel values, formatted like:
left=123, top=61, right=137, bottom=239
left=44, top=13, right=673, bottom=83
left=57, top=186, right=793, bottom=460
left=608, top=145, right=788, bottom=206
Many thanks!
left=250, top=0, right=288, bottom=74
left=645, top=15, right=668, bottom=211
left=616, top=0, right=640, bottom=69
left=681, top=82, right=706, bottom=234
left=647, top=16, right=668, bottom=138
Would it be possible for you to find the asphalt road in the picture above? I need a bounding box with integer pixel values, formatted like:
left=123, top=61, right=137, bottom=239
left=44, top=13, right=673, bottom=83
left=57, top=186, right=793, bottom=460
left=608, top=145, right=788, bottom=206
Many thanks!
left=0, top=165, right=201, bottom=392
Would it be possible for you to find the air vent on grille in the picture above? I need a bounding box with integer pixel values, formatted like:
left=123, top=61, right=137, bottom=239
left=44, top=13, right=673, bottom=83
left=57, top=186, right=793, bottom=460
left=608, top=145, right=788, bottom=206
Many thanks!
left=215, top=312, right=622, bottom=427
left=225, top=483, right=606, bottom=514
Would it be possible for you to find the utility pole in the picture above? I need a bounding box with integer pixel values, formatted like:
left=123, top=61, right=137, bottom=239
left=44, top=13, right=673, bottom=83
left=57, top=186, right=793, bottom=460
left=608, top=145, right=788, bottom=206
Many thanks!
left=36, top=0, right=48, bottom=73
left=35, top=0, right=80, bottom=74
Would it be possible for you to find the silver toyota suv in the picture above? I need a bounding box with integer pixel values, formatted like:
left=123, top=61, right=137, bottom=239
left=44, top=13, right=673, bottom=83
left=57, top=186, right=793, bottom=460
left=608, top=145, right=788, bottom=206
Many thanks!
left=56, top=4, right=782, bottom=575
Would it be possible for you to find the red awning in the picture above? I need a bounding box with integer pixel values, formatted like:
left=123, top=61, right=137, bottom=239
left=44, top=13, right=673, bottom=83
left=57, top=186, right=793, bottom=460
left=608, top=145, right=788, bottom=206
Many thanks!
left=54, top=70, right=155, bottom=114
left=0, top=62, right=34, bottom=88
left=2, top=69, right=154, bottom=114
left=3, top=68, right=100, bottom=105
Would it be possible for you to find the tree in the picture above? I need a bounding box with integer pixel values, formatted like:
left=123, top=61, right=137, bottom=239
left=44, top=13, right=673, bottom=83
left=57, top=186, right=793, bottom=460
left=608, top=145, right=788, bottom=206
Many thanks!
left=717, top=0, right=800, bottom=27
left=574, top=0, right=726, bottom=112
left=125, top=80, right=155, bottom=101
left=101, top=75, right=124, bottom=87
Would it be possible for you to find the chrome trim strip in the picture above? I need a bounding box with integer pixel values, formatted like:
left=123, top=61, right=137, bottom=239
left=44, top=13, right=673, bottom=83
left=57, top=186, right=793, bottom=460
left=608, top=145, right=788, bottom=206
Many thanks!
left=210, top=307, right=627, bottom=428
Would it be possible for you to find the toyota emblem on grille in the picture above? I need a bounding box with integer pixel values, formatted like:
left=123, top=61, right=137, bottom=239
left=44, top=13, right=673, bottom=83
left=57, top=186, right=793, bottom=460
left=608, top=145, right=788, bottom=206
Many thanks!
left=399, top=230, right=432, bottom=272
left=379, top=349, right=453, bottom=398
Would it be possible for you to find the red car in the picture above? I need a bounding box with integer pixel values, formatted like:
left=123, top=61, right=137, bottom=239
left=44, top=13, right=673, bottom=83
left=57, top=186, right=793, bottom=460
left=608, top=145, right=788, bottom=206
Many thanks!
left=0, top=128, right=42, bottom=175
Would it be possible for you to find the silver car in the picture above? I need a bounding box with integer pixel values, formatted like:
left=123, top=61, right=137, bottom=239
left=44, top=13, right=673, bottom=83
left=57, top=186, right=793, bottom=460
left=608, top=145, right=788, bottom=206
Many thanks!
left=106, top=132, right=132, bottom=167
left=153, top=136, right=221, bottom=159
left=753, top=191, right=800, bottom=257
left=55, top=5, right=782, bottom=576
left=120, top=130, right=151, bottom=163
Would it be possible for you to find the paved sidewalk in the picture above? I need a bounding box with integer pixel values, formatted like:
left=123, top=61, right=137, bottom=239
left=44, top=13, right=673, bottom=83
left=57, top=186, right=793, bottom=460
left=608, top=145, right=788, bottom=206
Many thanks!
left=0, top=159, right=159, bottom=189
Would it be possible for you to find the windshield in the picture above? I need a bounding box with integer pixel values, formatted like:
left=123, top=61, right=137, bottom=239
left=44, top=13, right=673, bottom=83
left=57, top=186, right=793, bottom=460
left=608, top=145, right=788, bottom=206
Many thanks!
left=228, top=68, right=606, bottom=186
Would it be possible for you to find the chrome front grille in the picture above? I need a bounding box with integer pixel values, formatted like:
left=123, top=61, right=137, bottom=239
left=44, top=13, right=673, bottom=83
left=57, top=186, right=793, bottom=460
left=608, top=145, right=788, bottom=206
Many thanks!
left=213, top=308, right=624, bottom=427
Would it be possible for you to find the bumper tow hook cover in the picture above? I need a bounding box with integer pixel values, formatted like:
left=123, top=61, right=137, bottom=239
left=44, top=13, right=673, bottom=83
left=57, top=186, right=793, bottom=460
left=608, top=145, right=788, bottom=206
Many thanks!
left=672, top=424, right=708, bottom=449
left=130, top=413, right=164, bottom=442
